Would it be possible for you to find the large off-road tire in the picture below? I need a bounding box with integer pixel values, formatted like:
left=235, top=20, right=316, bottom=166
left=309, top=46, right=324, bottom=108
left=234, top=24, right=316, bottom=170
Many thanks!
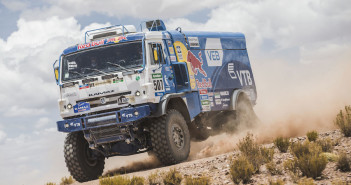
left=150, top=109, right=190, bottom=165
left=190, top=115, right=210, bottom=142
left=64, top=132, right=105, bottom=182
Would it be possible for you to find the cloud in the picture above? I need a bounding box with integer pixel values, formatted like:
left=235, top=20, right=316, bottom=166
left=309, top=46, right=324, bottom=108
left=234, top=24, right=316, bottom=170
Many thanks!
left=17, top=0, right=228, bottom=21
left=0, top=130, right=6, bottom=144
left=1, top=0, right=29, bottom=11
left=0, top=16, right=109, bottom=117
left=35, top=117, right=50, bottom=129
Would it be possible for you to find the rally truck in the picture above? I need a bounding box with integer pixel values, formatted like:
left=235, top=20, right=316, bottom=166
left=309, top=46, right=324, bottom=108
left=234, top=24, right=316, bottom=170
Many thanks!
left=53, top=20, right=257, bottom=182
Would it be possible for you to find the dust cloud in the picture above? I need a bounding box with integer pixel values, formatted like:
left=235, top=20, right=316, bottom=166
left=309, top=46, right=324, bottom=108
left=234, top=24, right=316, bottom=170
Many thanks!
left=189, top=58, right=351, bottom=159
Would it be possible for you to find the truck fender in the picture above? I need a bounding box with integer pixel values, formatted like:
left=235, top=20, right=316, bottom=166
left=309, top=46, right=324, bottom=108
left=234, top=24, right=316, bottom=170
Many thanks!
left=230, top=89, right=246, bottom=110
left=152, top=92, right=186, bottom=117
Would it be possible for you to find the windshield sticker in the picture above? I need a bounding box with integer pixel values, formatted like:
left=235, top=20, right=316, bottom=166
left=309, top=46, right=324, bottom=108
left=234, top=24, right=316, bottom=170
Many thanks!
left=73, top=102, right=90, bottom=113
left=79, top=84, right=89, bottom=90
left=188, top=37, right=200, bottom=47
left=68, top=61, right=77, bottom=70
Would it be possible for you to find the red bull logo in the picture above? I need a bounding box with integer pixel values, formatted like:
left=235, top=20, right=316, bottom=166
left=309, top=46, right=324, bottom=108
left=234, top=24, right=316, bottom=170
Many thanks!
left=187, top=51, right=207, bottom=77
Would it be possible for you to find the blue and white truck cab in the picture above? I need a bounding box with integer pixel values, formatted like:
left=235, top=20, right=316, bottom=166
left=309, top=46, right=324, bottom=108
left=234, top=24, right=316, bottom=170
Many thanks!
left=53, top=20, right=257, bottom=182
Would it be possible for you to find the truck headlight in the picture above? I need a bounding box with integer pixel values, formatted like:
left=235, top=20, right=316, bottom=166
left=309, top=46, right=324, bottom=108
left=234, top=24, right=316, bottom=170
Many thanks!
left=67, top=104, right=73, bottom=109
left=135, top=91, right=141, bottom=96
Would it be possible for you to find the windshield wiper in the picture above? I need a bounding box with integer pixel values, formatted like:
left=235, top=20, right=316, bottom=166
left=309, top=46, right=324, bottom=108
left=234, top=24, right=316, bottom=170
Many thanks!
left=81, top=67, right=109, bottom=75
left=68, top=70, right=86, bottom=78
left=107, top=62, right=132, bottom=72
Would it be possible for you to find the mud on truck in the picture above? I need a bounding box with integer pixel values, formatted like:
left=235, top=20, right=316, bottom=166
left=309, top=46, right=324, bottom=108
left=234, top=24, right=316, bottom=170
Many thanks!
left=53, top=20, right=257, bottom=182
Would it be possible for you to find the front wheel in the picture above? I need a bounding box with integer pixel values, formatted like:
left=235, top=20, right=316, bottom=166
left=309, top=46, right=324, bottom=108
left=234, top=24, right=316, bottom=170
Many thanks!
left=64, top=132, right=105, bottom=182
left=150, top=109, right=190, bottom=165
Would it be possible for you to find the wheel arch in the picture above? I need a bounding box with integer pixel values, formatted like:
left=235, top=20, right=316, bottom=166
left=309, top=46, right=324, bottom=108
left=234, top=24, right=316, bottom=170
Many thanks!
left=230, top=89, right=253, bottom=110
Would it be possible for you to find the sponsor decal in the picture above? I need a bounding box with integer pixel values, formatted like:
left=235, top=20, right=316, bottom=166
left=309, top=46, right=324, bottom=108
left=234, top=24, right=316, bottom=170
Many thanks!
left=121, top=113, right=133, bottom=118
left=78, top=39, right=104, bottom=50
left=199, top=89, right=208, bottom=94
left=63, top=92, right=77, bottom=98
left=113, top=78, right=124, bottom=83
left=152, top=73, right=162, bottom=79
left=236, top=70, right=253, bottom=86
left=175, top=46, right=183, bottom=60
left=228, top=63, right=253, bottom=86
left=170, top=55, right=176, bottom=61
left=117, top=96, right=129, bottom=105
left=221, top=98, right=230, bottom=102
left=187, top=51, right=207, bottom=77
left=196, top=78, right=212, bottom=89
left=167, top=40, right=172, bottom=46
left=220, top=91, right=229, bottom=96
left=69, top=122, right=81, bottom=127
left=188, top=37, right=200, bottom=47
left=215, top=99, right=222, bottom=105
left=106, top=36, right=127, bottom=44
left=201, top=100, right=210, bottom=105
left=205, top=38, right=223, bottom=66
left=200, top=94, right=209, bottom=100
left=88, top=90, right=114, bottom=97
left=214, top=92, right=221, bottom=99
left=223, top=103, right=229, bottom=107
left=228, top=63, right=237, bottom=79
left=79, top=84, right=89, bottom=90
left=169, top=47, right=174, bottom=54
left=73, top=102, right=90, bottom=113
left=202, top=105, right=211, bottom=111
left=155, top=92, right=165, bottom=96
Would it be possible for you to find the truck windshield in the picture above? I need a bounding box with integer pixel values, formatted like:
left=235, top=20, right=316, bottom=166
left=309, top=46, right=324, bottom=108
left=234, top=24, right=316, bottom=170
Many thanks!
left=61, top=41, right=143, bottom=82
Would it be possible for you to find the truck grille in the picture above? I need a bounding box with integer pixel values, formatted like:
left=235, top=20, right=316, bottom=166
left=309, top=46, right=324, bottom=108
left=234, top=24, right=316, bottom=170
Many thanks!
left=77, top=91, right=131, bottom=108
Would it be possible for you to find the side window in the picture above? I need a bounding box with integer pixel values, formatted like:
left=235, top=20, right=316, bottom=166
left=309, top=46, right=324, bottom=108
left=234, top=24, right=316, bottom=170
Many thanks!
left=150, top=43, right=166, bottom=65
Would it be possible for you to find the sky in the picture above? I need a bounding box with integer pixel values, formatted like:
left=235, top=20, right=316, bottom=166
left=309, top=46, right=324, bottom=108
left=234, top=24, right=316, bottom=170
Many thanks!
left=0, top=0, right=350, bottom=184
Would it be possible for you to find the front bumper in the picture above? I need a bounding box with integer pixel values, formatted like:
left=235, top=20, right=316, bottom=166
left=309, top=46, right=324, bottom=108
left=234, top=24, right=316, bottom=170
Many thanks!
left=57, top=105, right=151, bottom=133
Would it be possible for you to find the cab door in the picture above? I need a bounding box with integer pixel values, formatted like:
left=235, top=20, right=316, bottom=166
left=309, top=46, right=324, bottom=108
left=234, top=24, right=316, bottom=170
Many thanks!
left=148, top=41, right=176, bottom=97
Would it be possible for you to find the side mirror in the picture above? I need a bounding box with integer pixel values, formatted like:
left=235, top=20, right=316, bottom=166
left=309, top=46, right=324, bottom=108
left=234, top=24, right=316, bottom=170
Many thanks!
left=54, top=67, right=59, bottom=82
left=53, top=59, right=59, bottom=85
left=153, top=48, right=158, bottom=61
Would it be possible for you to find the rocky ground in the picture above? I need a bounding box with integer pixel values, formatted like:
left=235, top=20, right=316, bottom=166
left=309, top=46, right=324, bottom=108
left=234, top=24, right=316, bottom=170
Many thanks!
left=74, top=130, right=351, bottom=185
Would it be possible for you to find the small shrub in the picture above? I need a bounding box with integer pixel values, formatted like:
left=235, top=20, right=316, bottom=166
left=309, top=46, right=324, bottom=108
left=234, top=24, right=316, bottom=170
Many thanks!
left=45, top=183, right=56, bottom=185
left=335, top=106, right=351, bottom=137
left=261, top=147, right=274, bottom=163
left=185, top=175, right=210, bottom=185
left=230, top=155, right=254, bottom=184
left=291, top=142, right=327, bottom=179
left=266, top=161, right=282, bottom=175
left=163, top=168, right=183, bottom=185
left=316, top=138, right=334, bottom=152
left=274, top=136, right=290, bottom=153
left=337, top=153, right=351, bottom=172
left=148, top=171, right=162, bottom=185
left=332, top=179, right=350, bottom=185
left=269, top=179, right=285, bottom=185
left=298, top=177, right=315, bottom=185
left=130, top=176, right=145, bottom=185
left=99, top=175, right=131, bottom=185
left=237, top=133, right=272, bottom=172
left=60, top=176, right=74, bottom=185
left=283, top=159, right=299, bottom=174
left=321, top=152, right=339, bottom=162
left=306, top=131, right=318, bottom=142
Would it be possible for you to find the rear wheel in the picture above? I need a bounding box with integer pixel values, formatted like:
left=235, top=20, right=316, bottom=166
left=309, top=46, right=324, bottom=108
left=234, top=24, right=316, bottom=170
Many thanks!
left=64, top=132, right=105, bottom=182
left=150, top=109, right=190, bottom=165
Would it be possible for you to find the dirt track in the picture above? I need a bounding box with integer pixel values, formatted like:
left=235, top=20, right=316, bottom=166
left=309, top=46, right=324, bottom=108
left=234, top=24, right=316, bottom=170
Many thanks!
left=72, top=129, right=351, bottom=185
